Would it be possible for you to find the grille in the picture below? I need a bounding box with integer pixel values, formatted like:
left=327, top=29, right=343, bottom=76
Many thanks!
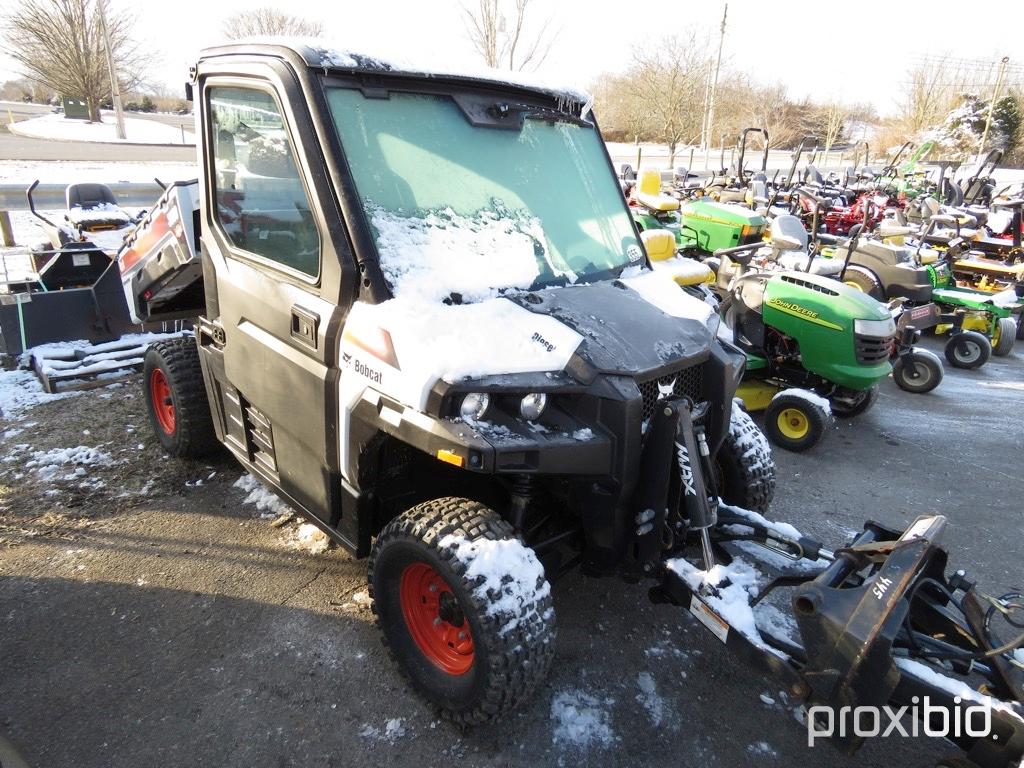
left=638, top=367, right=703, bottom=420
left=854, top=333, right=893, bottom=365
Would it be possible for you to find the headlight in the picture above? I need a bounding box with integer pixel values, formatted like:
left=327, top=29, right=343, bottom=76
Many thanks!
left=459, top=393, right=490, bottom=420
left=854, top=317, right=896, bottom=337
left=519, top=392, right=547, bottom=420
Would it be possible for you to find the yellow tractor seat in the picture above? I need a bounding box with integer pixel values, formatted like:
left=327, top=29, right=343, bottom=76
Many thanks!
left=635, top=169, right=680, bottom=212
left=918, top=248, right=940, bottom=265
left=640, top=229, right=713, bottom=285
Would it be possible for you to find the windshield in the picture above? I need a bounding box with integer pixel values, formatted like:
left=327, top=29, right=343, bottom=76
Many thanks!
left=326, top=87, right=641, bottom=303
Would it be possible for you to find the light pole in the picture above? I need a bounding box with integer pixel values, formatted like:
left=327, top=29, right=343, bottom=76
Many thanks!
left=97, top=0, right=126, bottom=140
left=978, top=56, right=1009, bottom=157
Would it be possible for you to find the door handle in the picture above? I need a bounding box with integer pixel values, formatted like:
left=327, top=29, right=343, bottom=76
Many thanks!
left=290, top=305, right=319, bottom=349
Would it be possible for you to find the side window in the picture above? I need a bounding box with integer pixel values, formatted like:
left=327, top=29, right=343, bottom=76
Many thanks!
left=208, top=86, right=320, bottom=277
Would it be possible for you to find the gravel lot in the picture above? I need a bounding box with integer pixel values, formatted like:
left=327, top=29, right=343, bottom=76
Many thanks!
left=0, top=334, right=1021, bottom=768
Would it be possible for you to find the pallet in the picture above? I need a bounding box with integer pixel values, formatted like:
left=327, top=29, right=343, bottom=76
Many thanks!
left=29, top=335, right=171, bottom=393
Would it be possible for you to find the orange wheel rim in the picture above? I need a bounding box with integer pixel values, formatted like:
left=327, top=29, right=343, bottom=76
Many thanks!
left=150, top=368, right=175, bottom=435
left=399, top=562, right=474, bottom=675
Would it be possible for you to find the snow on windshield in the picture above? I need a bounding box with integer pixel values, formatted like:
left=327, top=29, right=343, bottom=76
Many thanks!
left=368, top=204, right=558, bottom=303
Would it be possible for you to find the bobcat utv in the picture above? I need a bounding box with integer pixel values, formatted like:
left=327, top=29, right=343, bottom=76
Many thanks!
left=122, top=42, right=1024, bottom=767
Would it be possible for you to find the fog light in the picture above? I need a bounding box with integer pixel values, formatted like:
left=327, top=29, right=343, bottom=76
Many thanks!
left=519, top=392, right=547, bottom=420
left=459, top=392, right=490, bottom=421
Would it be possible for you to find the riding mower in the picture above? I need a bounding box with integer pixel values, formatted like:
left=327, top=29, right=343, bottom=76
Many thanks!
left=630, top=169, right=767, bottom=257
left=710, top=221, right=899, bottom=452
left=809, top=192, right=1021, bottom=365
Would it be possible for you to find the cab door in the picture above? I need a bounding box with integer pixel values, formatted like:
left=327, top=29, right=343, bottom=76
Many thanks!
left=197, top=63, right=352, bottom=525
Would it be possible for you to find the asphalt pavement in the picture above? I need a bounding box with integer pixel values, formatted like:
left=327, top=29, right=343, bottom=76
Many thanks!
left=0, top=334, right=1021, bottom=768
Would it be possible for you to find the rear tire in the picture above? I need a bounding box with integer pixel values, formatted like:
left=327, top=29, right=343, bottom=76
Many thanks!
left=944, top=331, right=991, bottom=369
left=841, top=267, right=885, bottom=300
left=1016, top=315, right=1024, bottom=341
left=717, top=404, right=776, bottom=513
left=892, top=350, right=943, bottom=394
left=763, top=392, right=829, bottom=453
left=992, top=316, right=1016, bottom=356
left=369, top=498, right=555, bottom=726
left=830, top=385, right=878, bottom=418
left=143, top=337, right=217, bottom=457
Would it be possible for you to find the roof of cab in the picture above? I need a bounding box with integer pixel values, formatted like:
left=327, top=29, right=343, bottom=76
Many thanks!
left=198, top=38, right=592, bottom=111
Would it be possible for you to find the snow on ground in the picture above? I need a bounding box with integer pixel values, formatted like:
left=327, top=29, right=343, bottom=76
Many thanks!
left=233, top=473, right=293, bottom=519
left=550, top=689, right=617, bottom=748
left=440, top=532, right=552, bottom=637
left=635, top=672, right=667, bottom=727
left=10, top=113, right=194, bottom=145
left=358, top=717, right=407, bottom=743
left=747, top=741, right=778, bottom=758
left=24, top=445, right=113, bottom=482
left=0, top=160, right=197, bottom=185
left=289, top=523, right=330, bottom=554
left=0, top=368, right=81, bottom=419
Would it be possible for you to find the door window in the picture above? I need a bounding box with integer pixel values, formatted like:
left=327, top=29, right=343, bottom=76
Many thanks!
left=209, top=86, right=320, bottom=277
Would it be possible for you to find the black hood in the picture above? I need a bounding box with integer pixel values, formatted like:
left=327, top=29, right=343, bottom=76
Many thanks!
left=507, top=280, right=713, bottom=381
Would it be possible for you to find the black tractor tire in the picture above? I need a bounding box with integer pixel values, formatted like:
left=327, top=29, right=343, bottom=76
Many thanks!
left=717, top=404, right=776, bottom=513
left=944, top=331, right=991, bottom=370
left=368, top=498, right=555, bottom=726
left=143, top=337, right=217, bottom=457
left=892, top=350, right=944, bottom=394
left=840, top=267, right=885, bottom=300
left=1016, top=315, right=1024, bottom=341
left=763, top=392, right=830, bottom=453
left=992, top=316, right=1016, bottom=356
left=830, top=385, right=878, bottom=418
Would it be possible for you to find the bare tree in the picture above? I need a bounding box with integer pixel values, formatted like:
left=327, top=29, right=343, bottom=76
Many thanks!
left=630, top=34, right=709, bottom=166
left=461, top=0, right=558, bottom=72
left=222, top=7, right=323, bottom=39
left=591, top=72, right=653, bottom=143
left=899, top=57, right=960, bottom=134
left=743, top=81, right=799, bottom=149
left=3, top=0, right=146, bottom=121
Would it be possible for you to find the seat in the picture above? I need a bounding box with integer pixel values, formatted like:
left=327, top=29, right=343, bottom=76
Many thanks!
left=918, top=247, right=940, bottom=265
left=804, top=165, right=824, bottom=186
left=66, top=182, right=117, bottom=210
left=769, top=215, right=808, bottom=252
left=776, top=251, right=845, bottom=276
left=635, top=169, right=679, bottom=212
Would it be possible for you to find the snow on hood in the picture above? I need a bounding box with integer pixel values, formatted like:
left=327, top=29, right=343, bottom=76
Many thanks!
left=619, top=269, right=715, bottom=326
left=368, top=205, right=560, bottom=303
left=226, top=37, right=592, bottom=113
left=340, top=296, right=584, bottom=410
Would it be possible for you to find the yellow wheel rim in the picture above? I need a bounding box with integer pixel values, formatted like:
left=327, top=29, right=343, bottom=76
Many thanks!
left=844, top=280, right=863, bottom=291
left=777, top=408, right=810, bottom=440
left=992, top=323, right=1001, bottom=347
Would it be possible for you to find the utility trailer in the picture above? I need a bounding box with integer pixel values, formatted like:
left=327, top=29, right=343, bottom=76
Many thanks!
left=120, top=41, right=1023, bottom=766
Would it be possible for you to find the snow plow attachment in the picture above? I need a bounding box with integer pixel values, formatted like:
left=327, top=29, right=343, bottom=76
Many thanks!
left=655, top=511, right=1024, bottom=766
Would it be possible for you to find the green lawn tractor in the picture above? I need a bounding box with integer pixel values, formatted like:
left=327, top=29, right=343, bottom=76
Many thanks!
left=830, top=213, right=1022, bottom=364
left=630, top=169, right=766, bottom=257
left=714, top=239, right=897, bottom=452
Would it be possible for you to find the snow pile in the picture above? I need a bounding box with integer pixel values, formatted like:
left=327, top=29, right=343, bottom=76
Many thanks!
left=775, top=388, right=832, bottom=416
left=619, top=269, right=715, bottom=325
left=635, top=672, right=666, bottom=726
left=368, top=205, right=551, bottom=303
left=358, top=717, right=406, bottom=743
left=721, top=501, right=804, bottom=543
left=65, top=203, right=131, bottom=226
left=0, top=368, right=81, bottom=419
left=439, top=533, right=551, bottom=637
left=233, top=473, right=293, bottom=519
left=9, top=113, right=194, bottom=145
left=25, top=445, right=113, bottom=481
left=649, top=254, right=712, bottom=284
left=292, top=523, right=330, bottom=554
left=550, top=689, right=616, bottom=748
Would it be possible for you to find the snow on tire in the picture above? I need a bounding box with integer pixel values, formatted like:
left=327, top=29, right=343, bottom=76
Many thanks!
left=368, top=497, right=555, bottom=726
left=717, top=403, right=776, bottom=514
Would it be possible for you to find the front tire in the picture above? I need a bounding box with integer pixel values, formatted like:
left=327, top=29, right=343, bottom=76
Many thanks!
left=892, top=350, right=944, bottom=394
left=944, top=331, right=991, bottom=369
left=369, top=498, right=555, bottom=726
left=717, top=404, right=776, bottom=513
left=841, top=267, right=885, bottom=300
left=763, top=392, right=830, bottom=453
left=992, top=316, right=1016, bottom=356
left=143, top=337, right=217, bottom=457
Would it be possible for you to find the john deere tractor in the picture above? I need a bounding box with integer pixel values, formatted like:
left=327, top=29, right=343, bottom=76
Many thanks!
left=630, top=169, right=766, bottom=256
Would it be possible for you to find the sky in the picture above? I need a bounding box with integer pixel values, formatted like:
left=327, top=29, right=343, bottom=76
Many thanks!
left=1, top=0, right=1022, bottom=116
